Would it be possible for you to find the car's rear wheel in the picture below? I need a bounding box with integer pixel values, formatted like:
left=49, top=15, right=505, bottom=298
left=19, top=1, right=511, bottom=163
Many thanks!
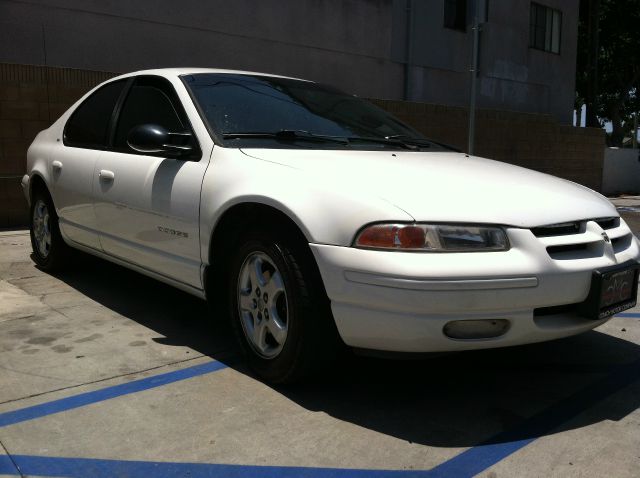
left=228, top=230, right=338, bottom=383
left=30, top=190, right=68, bottom=271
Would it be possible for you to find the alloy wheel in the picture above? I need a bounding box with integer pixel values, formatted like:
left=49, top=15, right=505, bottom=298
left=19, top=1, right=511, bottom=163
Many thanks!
left=32, top=199, right=52, bottom=258
left=236, top=251, right=289, bottom=359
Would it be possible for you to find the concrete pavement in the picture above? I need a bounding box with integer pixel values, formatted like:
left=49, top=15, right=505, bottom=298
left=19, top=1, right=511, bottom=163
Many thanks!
left=1, top=211, right=640, bottom=477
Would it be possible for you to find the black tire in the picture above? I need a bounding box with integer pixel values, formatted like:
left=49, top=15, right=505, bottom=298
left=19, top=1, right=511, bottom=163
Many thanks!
left=29, top=188, right=69, bottom=272
left=227, top=229, right=339, bottom=384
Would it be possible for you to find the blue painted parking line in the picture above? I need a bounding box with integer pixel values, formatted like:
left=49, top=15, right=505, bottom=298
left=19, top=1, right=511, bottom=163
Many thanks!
left=617, top=312, right=640, bottom=318
left=0, top=454, right=435, bottom=478
left=0, top=360, right=227, bottom=428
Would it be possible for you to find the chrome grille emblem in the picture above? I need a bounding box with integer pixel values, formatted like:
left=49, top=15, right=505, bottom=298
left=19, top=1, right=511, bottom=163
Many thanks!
left=602, top=232, right=611, bottom=243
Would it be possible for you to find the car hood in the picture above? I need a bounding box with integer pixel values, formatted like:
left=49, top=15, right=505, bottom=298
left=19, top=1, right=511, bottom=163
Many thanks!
left=240, top=149, right=616, bottom=228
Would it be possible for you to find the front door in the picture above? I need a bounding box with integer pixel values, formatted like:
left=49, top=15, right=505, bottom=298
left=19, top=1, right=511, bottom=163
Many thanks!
left=93, top=76, right=209, bottom=289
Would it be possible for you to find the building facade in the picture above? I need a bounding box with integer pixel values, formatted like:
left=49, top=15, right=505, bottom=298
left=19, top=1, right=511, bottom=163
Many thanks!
left=1, top=0, right=578, bottom=122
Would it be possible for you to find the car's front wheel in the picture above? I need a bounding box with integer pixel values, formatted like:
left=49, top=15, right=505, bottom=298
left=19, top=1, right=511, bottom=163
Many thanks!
left=30, top=190, right=69, bottom=271
left=228, top=230, right=338, bottom=383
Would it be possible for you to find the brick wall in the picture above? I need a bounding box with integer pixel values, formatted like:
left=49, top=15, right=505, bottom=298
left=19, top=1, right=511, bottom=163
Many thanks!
left=0, top=63, right=605, bottom=228
left=0, top=63, right=114, bottom=227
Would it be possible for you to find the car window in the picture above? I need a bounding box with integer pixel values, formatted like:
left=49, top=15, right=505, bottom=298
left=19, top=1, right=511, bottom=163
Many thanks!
left=185, top=74, right=408, bottom=138
left=182, top=73, right=454, bottom=151
left=64, top=80, right=127, bottom=149
left=114, top=77, right=187, bottom=153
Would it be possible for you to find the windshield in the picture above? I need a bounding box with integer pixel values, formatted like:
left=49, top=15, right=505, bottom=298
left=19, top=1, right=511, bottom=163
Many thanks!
left=182, top=73, right=454, bottom=151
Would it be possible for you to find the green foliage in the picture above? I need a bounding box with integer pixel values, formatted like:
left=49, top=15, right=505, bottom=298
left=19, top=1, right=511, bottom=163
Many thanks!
left=576, top=0, right=640, bottom=145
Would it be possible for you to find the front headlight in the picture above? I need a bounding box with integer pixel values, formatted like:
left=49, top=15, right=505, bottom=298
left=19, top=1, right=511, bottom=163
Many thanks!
left=354, top=223, right=509, bottom=252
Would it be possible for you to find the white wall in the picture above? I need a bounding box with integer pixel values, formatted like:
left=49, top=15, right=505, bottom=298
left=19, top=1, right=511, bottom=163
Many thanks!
left=602, top=148, right=640, bottom=195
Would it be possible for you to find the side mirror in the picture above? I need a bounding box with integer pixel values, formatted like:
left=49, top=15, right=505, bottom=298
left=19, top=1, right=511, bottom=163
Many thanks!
left=127, top=124, right=193, bottom=158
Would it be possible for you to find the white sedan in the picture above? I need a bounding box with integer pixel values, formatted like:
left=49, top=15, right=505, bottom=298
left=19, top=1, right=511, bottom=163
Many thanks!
left=23, top=68, right=640, bottom=383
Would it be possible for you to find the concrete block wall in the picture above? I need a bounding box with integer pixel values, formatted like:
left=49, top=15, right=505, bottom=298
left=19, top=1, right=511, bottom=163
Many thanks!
left=370, top=99, right=605, bottom=191
left=0, top=63, right=605, bottom=228
left=0, top=63, right=113, bottom=227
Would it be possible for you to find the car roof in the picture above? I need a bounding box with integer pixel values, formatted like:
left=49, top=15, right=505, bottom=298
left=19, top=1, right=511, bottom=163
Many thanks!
left=108, top=67, right=310, bottom=83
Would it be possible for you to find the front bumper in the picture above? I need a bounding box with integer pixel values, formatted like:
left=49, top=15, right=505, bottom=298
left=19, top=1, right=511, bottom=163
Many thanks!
left=310, top=222, right=640, bottom=353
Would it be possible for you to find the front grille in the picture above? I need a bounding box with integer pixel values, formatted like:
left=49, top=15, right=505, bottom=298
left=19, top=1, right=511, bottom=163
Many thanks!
left=531, top=222, right=582, bottom=237
left=546, top=242, right=602, bottom=260
left=530, top=218, right=633, bottom=260
left=595, top=217, right=619, bottom=230
left=612, top=234, right=633, bottom=253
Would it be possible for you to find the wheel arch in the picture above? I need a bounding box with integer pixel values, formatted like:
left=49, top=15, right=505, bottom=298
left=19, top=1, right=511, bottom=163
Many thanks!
left=28, top=173, right=50, bottom=205
left=204, top=201, right=321, bottom=300
left=208, top=202, right=310, bottom=264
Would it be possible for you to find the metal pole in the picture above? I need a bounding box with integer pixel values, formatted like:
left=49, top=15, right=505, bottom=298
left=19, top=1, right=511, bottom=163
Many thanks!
left=585, top=0, right=600, bottom=127
left=467, top=2, right=481, bottom=155
left=403, top=0, right=415, bottom=101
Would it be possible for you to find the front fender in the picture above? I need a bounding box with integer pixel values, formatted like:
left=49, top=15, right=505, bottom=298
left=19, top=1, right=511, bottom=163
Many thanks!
left=199, top=148, right=413, bottom=263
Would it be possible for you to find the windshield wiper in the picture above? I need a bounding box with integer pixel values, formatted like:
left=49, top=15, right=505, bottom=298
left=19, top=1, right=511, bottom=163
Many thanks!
left=223, top=130, right=349, bottom=144
left=347, top=136, right=420, bottom=150
left=222, top=131, right=440, bottom=150
left=385, top=135, right=431, bottom=146
left=385, top=135, right=460, bottom=152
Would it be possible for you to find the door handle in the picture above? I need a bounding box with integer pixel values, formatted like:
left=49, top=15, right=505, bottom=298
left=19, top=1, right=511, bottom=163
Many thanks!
left=52, top=160, right=62, bottom=170
left=99, top=170, right=115, bottom=181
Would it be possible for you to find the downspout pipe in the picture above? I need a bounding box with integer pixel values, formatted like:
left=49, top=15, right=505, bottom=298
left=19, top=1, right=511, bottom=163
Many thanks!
left=404, top=0, right=415, bottom=101
left=468, top=1, right=481, bottom=155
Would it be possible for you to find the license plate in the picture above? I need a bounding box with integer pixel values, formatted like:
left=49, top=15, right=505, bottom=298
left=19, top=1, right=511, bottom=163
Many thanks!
left=579, top=261, right=639, bottom=320
left=601, top=268, right=636, bottom=308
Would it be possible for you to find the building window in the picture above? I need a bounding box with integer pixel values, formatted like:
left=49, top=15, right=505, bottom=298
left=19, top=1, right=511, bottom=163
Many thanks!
left=444, top=0, right=467, bottom=32
left=530, top=2, right=562, bottom=54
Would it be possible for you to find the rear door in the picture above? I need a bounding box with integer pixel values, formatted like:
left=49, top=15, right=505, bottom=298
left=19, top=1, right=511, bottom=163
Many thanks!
left=52, top=79, right=127, bottom=249
left=93, top=75, right=208, bottom=289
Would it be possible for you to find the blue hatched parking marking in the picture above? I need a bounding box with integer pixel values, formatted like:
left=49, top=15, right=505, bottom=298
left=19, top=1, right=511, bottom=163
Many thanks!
left=0, top=360, right=227, bottom=428
left=617, top=312, right=640, bottom=318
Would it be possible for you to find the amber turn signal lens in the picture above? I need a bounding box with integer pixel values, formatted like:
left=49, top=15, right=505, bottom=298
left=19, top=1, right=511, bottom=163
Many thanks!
left=355, top=224, right=398, bottom=248
left=355, top=224, right=425, bottom=249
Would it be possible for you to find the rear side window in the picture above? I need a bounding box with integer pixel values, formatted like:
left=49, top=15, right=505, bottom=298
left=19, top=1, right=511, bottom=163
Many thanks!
left=64, top=80, right=126, bottom=149
left=114, top=76, right=187, bottom=152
